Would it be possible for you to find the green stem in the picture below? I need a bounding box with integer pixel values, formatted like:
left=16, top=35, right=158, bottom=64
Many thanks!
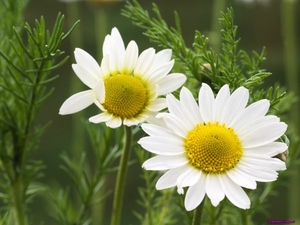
left=241, top=210, right=252, bottom=225
left=192, top=197, right=205, bottom=225
left=11, top=176, right=26, bottom=225
left=9, top=62, right=46, bottom=225
left=110, top=126, right=133, bottom=225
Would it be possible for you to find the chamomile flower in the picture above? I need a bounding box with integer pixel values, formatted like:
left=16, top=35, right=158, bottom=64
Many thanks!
left=59, top=27, right=186, bottom=128
left=138, top=84, right=287, bottom=210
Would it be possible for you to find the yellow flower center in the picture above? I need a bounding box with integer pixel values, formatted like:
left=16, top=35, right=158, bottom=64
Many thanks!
left=185, top=122, right=242, bottom=174
left=103, top=74, right=147, bottom=119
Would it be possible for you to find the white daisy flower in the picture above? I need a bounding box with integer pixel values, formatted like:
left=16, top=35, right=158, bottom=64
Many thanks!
left=138, top=83, right=287, bottom=211
left=59, top=27, right=186, bottom=128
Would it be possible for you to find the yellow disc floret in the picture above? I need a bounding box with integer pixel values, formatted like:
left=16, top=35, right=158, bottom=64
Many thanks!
left=103, top=74, right=147, bottom=119
left=185, top=122, right=242, bottom=174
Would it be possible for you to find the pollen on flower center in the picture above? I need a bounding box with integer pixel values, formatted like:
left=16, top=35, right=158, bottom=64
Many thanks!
left=185, top=122, right=242, bottom=174
left=102, top=74, right=147, bottom=119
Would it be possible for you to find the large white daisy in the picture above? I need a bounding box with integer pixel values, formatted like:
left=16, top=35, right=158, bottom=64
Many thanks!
left=138, top=83, right=287, bottom=211
left=59, top=27, right=186, bottom=128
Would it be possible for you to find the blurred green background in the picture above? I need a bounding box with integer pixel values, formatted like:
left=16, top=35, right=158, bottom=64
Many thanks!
left=18, top=0, right=300, bottom=224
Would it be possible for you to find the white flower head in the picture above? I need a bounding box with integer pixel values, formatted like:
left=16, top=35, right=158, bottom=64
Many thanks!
left=59, top=27, right=186, bottom=128
left=138, top=83, right=288, bottom=211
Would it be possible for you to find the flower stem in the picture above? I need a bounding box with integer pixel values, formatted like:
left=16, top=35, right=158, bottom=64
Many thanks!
left=192, top=197, right=205, bottom=225
left=11, top=175, right=27, bottom=225
left=110, top=126, right=133, bottom=225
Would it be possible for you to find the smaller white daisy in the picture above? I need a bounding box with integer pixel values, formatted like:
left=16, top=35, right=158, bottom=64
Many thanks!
left=138, top=83, right=287, bottom=211
left=59, top=27, right=186, bottom=128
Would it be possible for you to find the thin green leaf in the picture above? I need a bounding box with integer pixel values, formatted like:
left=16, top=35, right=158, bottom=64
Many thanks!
left=0, top=50, right=29, bottom=78
left=12, top=27, right=34, bottom=61
left=48, top=13, right=64, bottom=52
left=0, top=83, right=29, bottom=104
left=61, top=19, right=80, bottom=41
left=38, top=74, right=59, bottom=85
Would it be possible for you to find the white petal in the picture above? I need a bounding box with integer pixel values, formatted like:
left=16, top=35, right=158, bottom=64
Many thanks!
left=221, top=86, right=249, bottom=125
left=141, top=123, right=181, bottom=140
left=102, top=28, right=125, bottom=61
left=147, top=84, right=159, bottom=101
left=74, top=48, right=101, bottom=78
left=147, top=49, right=172, bottom=77
left=111, top=27, right=125, bottom=53
left=185, top=174, right=206, bottom=211
left=241, top=154, right=286, bottom=171
left=102, top=34, right=119, bottom=74
left=157, top=113, right=189, bottom=138
left=94, top=99, right=105, bottom=111
left=106, top=116, right=122, bottom=128
left=102, top=34, right=113, bottom=56
left=123, top=40, right=138, bottom=73
left=123, top=114, right=148, bottom=126
left=153, top=49, right=172, bottom=67
left=142, top=155, right=187, bottom=170
left=176, top=167, right=201, bottom=191
left=199, top=83, right=214, bottom=123
left=156, top=165, right=190, bottom=190
left=236, top=161, right=279, bottom=182
left=156, top=73, right=186, bottom=95
left=59, top=90, right=94, bottom=115
left=238, top=115, right=279, bottom=135
left=72, top=64, right=99, bottom=88
left=147, top=60, right=174, bottom=84
left=180, top=87, right=203, bottom=124
left=226, top=167, right=256, bottom=189
left=244, top=142, right=288, bottom=157
left=100, top=55, right=110, bottom=78
left=106, top=53, right=118, bottom=75
left=213, top=84, right=230, bottom=122
left=146, top=113, right=170, bottom=129
left=94, top=79, right=105, bottom=103
left=205, top=174, right=225, bottom=207
left=166, top=94, right=194, bottom=130
left=135, top=48, right=155, bottom=78
left=146, top=98, right=166, bottom=111
left=231, top=99, right=270, bottom=130
left=138, top=136, right=184, bottom=155
left=241, top=122, right=287, bottom=148
left=89, top=112, right=112, bottom=123
left=219, top=174, right=250, bottom=209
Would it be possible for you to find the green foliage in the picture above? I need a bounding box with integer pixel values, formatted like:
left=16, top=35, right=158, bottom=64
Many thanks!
left=0, top=0, right=30, bottom=39
left=122, top=1, right=296, bottom=224
left=0, top=0, right=296, bottom=224
left=122, top=0, right=200, bottom=81
left=48, top=188, right=77, bottom=225
left=0, top=9, right=78, bottom=224
left=133, top=148, right=178, bottom=225
left=48, top=152, right=111, bottom=225
left=122, top=1, right=287, bottom=112
left=48, top=122, right=123, bottom=225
